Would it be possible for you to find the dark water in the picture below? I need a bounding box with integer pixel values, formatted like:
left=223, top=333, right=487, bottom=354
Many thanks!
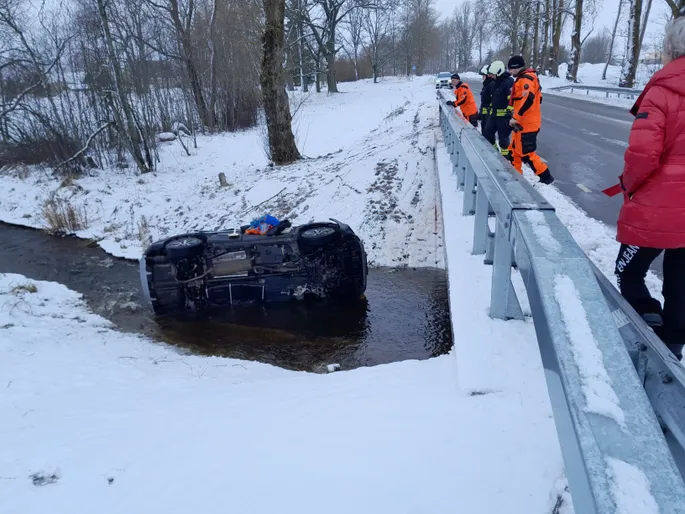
left=0, top=222, right=453, bottom=371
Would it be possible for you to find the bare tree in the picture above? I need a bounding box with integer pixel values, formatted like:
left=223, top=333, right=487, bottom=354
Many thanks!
left=566, top=0, right=598, bottom=81
left=96, top=0, right=153, bottom=173
left=662, top=0, right=685, bottom=18
left=363, top=1, right=393, bottom=82
left=603, top=0, right=623, bottom=79
left=620, top=0, right=643, bottom=87
left=582, top=29, right=611, bottom=63
left=261, top=0, right=300, bottom=164
left=342, top=3, right=364, bottom=80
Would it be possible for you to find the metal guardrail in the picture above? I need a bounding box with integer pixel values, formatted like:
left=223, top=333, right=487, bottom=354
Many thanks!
left=436, top=89, right=685, bottom=513
left=549, top=84, right=643, bottom=99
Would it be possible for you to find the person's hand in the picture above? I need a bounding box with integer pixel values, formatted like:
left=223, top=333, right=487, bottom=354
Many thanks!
left=509, top=118, right=523, bottom=132
left=446, top=100, right=454, bottom=106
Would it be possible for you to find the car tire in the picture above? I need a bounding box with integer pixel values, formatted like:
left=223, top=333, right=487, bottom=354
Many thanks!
left=299, top=224, right=338, bottom=248
left=165, top=236, right=204, bottom=260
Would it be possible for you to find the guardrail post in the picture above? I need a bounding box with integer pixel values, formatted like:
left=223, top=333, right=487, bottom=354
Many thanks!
left=472, top=184, right=491, bottom=255
left=462, top=163, right=477, bottom=216
left=490, top=216, right=523, bottom=320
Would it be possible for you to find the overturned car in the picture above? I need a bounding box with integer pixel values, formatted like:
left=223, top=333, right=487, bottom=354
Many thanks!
left=139, top=219, right=368, bottom=316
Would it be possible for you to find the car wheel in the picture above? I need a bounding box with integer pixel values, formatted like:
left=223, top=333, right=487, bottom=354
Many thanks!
left=165, top=236, right=204, bottom=259
left=299, top=224, right=338, bottom=247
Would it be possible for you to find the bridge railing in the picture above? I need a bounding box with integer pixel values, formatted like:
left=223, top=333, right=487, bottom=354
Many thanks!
left=436, top=88, right=685, bottom=513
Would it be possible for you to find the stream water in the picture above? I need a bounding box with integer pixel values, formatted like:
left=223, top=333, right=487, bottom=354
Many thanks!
left=0, top=222, right=453, bottom=371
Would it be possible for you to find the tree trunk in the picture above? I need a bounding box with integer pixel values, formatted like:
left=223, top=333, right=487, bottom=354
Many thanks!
left=167, top=0, right=212, bottom=130
left=639, top=0, right=653, bottom=50
left=620, top=0, right=642, bottom=87
left=297, top=3, right=308, bottom=93
left=325, top=36, right=338, bottom=92
left=533, top=1, right=541, bottom=69
left=207, top=0, right=219, bottom=131
left=96, top=0, right=151, bottom=173
left=541, top=0, right=551, bottom=73
left=550, top=0, right=564, bottom=76
left=261, top=0, right=301, bottom=165
left=567, top=0, right=583, bottom=82
left=603, top=0, right=622, bottom=80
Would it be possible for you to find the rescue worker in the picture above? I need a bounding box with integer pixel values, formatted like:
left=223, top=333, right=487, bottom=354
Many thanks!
left=445, top=73, right=478, bottom=128
left=506, top=56, right=554, bottom=184
left=478, top=65, right=494, bottom=136
left=483, top=60, right=514, bottom=158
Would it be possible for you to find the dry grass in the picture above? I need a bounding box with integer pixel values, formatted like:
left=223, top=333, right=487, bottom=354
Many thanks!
left=41, top=194, right=88, bottom=234
left=137, top=215, right=152, bottom=246
left=0, top=163, right=31, bottom=180
left=11, top=282, right=38, bottom=294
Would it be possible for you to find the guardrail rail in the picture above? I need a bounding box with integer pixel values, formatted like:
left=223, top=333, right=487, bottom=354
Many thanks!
left=436, top=88, right=685, bottom=513
left=548, top=84, right=643, bottom=99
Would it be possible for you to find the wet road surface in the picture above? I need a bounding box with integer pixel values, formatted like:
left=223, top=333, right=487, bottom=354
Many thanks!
left=0, top=222, right=453, bottom=372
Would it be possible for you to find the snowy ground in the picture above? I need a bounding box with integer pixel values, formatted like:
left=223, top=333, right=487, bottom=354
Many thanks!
left=0, top=129, right=569, bottom=513
left=0, top=77, right=443, bottom=268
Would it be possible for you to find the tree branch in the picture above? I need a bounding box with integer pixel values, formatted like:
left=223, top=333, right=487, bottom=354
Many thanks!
left=55, top=121, right=115, bottom=169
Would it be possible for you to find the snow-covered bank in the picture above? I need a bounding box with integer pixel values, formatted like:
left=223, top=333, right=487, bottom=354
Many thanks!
left=0, top=227, right=564, bottom=514
left=0, top=77, right=442, bottom=268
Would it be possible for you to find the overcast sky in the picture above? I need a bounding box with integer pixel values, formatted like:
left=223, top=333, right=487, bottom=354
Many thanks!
left=433, top=0, right=672, bottom=54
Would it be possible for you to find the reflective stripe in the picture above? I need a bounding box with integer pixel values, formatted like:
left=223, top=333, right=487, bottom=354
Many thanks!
left=495, top=109, right=509, bottom=116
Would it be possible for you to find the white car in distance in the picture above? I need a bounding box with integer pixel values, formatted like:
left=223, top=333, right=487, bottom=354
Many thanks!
left=435, top=72, right=452, bottom=89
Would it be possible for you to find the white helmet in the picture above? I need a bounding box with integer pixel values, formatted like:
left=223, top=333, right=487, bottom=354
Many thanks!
left=488, top=60, right=506, bottom=77
left=479, top=65, right=489, bottom=75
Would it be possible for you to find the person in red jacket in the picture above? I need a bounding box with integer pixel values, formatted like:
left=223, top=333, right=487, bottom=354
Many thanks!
left=445, top=73, right=478, bottom=127
left=613, top=17, right=685, bottom=359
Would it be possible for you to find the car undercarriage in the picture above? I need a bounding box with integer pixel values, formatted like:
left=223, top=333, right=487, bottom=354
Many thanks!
left=140, top=219, right=368, bottom=316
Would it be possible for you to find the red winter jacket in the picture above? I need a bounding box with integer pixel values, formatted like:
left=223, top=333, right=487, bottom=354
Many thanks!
left=617, top=56, right=685, bottom=249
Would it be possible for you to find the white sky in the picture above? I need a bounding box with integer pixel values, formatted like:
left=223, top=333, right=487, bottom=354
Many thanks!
left=434, top=0, right=672, bottom=54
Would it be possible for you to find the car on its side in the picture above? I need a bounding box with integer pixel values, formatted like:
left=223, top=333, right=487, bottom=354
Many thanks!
left=140, top=219, right=368, bottom=316
left=435, top=72, right=452, bottom=89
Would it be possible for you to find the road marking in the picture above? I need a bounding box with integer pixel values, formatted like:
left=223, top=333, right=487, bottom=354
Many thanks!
left=549, top=103, right=633, bottom=126
left=577, top=183, right=592, bottom=193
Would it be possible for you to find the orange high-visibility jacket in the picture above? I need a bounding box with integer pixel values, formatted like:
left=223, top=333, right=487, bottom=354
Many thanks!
left=509, top=69, right=542, bottom=132
left=454, top=83, right=478, bottom=118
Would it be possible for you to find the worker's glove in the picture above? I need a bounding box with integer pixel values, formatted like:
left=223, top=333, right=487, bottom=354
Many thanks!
left=509, top=118, right=523, bottom=132
left=446, top=100, right=454, bottom=106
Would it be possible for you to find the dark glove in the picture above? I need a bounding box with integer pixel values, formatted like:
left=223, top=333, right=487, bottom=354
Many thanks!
left=446, top=100, right=454, bottom=106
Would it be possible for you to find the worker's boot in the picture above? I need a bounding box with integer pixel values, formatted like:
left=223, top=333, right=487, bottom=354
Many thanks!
left=665, top=328, right=685, bottom=361
left=538, top=169, right=554, bottom=185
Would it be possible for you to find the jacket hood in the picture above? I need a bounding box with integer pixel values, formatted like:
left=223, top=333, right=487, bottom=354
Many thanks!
left=631, top=57, right=685, bottom=115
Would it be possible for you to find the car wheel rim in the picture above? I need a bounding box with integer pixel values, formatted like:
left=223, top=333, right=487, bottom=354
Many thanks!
left=303, top=227, right=335, bottom=238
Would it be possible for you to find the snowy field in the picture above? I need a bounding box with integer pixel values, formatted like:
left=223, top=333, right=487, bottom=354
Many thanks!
left=0, top=77, right=443, bottom=268
left=0, top=125, right=570, bottom=513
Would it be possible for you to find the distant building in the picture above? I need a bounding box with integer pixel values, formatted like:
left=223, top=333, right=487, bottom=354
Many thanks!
left=640, top=50, right=663, bottom=66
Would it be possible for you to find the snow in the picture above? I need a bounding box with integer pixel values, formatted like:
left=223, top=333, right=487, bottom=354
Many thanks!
left=0, top=76, right=566, bottom=514
left=554, top=275, right=625, bottom=427
left=0, top=241, right=564, bottom=513
left=525, top=210, right=562, bottom=254
left=539, top=63, right=658, bottom=107
left=0, top=77, right=442, bottom=268
left=607, top=458, right=659, bottom=514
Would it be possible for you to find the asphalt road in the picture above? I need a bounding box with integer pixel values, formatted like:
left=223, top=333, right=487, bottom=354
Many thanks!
left=466, top=79, right=634, bottom=228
